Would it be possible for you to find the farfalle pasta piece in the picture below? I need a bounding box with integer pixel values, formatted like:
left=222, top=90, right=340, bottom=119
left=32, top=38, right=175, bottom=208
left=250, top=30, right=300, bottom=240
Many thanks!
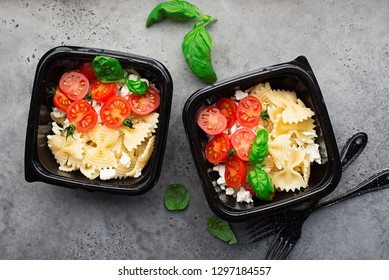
left=274, top=118, right=316, bottom=141
left=121, top=122, right=153, bottom=152
left=82, top=147, right=117, bottom=170
left=80, top=163, right=100, bottom=180
left=248, top=82, right=272, bottom=104
left=268, top=134, right=291, bottom=169
left=88, top=123, right=119, bottom=148
left=281, top=99, right=315, bottom=124
left=267, top=89, right=297, bottom=108
left=127, top=136, right=156, bottom=177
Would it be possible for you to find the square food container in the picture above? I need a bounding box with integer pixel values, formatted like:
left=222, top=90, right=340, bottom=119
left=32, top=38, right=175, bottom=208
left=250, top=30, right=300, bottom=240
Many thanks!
left=183, top=56, right=342, bottom=222
left=25, top=46, right=173, bottom=195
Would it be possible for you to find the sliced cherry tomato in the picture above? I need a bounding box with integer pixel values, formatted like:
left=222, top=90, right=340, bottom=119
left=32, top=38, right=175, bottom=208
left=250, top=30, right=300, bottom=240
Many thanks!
left=230, top=128, right=256, bottom=161
left=236, top=96, right=262, bottom=128
left=59, top=70, right=90, bottom=101
left=216, top=98, right=237, bottom=128
left=205, top=133, right=232, bottom=164
left=91, top=80, right=116, bottom=102
left=243, top=182, right=256, bottom=196
left=129, top=86, right=160, bottom=116
left=100, top=96, right=132, bottom=128
left=197, top=106, right=228, bottom=136
left=53, top=87, right=72, bottom=111
left=66, top=100, right=97, bottom=132
left=225, top=155, right=247, bottom=188
left=79, top=61, right=97, bottom=81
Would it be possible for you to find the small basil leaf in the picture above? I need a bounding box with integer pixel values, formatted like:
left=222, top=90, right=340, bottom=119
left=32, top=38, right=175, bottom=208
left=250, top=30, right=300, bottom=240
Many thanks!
left=248, top=165, right=274, bottom=201
left=92, top=56, right=124, bottom=82
left=249, top=128, right=268, bottom=164
left=182, top=15, right=217, bottom=84
left=127, top=79, right=148, bottom=95
left=164, top=184, right=190, bottom=211
left=146, top=0, right=202, bottom=27
left=206, top=215, right=237, bottom=245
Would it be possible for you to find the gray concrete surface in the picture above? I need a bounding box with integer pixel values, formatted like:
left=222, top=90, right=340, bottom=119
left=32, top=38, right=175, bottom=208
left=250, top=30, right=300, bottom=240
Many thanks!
left=0, top=0, right=388, bottom=260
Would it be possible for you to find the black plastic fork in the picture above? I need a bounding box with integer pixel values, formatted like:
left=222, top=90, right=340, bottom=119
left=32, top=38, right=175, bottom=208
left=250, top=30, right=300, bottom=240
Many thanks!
left=248, top=132, right=368, bottom=243
left=265, top=169, right=389, bottom=259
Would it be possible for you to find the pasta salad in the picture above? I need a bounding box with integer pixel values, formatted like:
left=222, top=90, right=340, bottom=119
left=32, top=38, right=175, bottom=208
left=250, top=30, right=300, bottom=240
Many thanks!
left=196, top=82, right=322, bottom=204
left=47, top=56, right=160, bottom=180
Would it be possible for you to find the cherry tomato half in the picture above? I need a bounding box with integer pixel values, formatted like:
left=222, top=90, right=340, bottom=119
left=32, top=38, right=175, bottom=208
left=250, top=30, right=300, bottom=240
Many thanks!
left=225, top=155, right=247, bottom=188
left=205, top=133, right=232, bottom=164
left=66, top=100, right=97, bottom=132
left=91, top=80, right=117, bottom=102
left=216, top=98, right=237, bottom=128
left=197, top=106, right=228, bottom=136
left=100, top=96, right=132, bottom=128
left=53, top=87, right=72, bottom=111
left=79, top=61, right=97, bottom=81
left=129, top=86, right=160, bottom=116
left=236, top=96, right=262, bottom=128
left=59, top=70, right=90, bottom=101
left=230, top=128, right=256, bottom=161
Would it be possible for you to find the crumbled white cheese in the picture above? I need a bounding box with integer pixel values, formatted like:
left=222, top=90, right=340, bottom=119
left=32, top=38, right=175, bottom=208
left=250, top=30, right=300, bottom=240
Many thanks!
left=52, top=107, right=66, bottom=119
left=92, top=100, right=102, bottom=123
left=51, top=122, right=63, bottom=135
left=234, top=90, right=248, bottom=100
left=229, top=124, right=238, bottom=135
left=236, top=187, right=253, bottom=203
left=225, top=187, right=235, bottom=196
left=120, top=85, right=130, bottom=99
left=99, top=168, right=116, bottom=180
left=303, top=131, right=317, bottom=137
left=306, top=143, right=322, bottom=164
left=213, top=164, right=227, bottom=188
left=119, top=152, right=132, bottom=168
left=134, top=169, right=142, bottom=178
left=128, top=74, right=138, bottom=81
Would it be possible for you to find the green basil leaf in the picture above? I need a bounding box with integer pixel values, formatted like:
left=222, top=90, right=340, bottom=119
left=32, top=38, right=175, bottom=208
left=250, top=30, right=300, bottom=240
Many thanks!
left=164, top=183, right=190, bottom=211
left=248, top=165, right=274, bottom=201
left=146, top=0, right=201, bottom=27
left=127, top=79, right=148, bottom=95
left=182, top=15, right=217, bottom=84
left=249, top=128, right=268, bottom=164
left=206, top=215, right=237, bottom=245
left=92, top=56, right=124, bottom=82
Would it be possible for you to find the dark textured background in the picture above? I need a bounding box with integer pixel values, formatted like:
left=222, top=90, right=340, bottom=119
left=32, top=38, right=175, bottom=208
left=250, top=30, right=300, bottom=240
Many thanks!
left=1, top=0, right=388, bottom=259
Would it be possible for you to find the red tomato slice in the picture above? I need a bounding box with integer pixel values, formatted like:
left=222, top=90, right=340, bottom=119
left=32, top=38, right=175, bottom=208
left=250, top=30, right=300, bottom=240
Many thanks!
left=216, top=98, right=237, bottom=128
left=236, top=96, right=262, bottom=128
left=53, top=87, right=72, bottom=111
left=59, top=70, right=90, bottom=101
left=100, top=96, right=132, bottom=128
left=91, top=80, right=117, bottom=102
left=79, top=61, right=97, bottom=81
left=225, top=155, right=247, bottom=188
left=205, top=133, right=232, bottom=164
left=66, top=100, right=97, bottom=132
left=129, top=86, right=160, bottom=116
left=230, top=128, right=256, bottom=161
left=197, top=106, right=228, bottom=136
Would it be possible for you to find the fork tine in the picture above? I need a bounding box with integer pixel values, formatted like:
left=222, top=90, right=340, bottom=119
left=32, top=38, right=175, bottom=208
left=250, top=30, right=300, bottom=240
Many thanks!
left=249, top=225, right=278, bottom=243
left=277, top=242, right=295, bottom=260
left=265, top=229, right=286, bottom=259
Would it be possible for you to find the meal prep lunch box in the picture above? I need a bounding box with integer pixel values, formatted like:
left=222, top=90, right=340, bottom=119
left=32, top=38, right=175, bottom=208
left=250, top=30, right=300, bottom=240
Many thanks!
left=25, top=46, right=173, bottom=195
left=183, top=56, right=342, bottom=222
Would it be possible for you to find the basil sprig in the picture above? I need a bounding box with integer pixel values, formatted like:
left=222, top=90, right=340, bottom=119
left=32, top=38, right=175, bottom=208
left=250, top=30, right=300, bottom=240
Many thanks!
left=249, top=128, right=268, bottom=164
left=182, top=15, right=217, bottom=84
left=164, top=183, right=190, bottom=211
left=206, top=215, right=237, bottom=245
left=92, top=56, right=124, bottom=82
left=146, top=1, right=218, bottom=84
left=146, top=0, right=201, bottom=27
left=248, top=165, right=274, bottom=201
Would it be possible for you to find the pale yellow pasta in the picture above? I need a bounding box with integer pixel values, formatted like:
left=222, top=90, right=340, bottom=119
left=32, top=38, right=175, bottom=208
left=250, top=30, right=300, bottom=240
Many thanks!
left=82, top=147, right=117, bottom=170
left=248, top=82, right=272, bottom=104
left=268, top=134, right=291, bottom=169
left=52, top=150, right=69, bottom=167
left=88, top=123, right=119, bottom=148
left=121, top=122, right=154, bottom=152
left=142, top=112, right=160, bottom=135
left=267, top=105, right=283, bottom=123
left=110, top=135, right=124, bottom=158
left=272, top=168, right=307, bottom=192
left=47, top=134, right=66, bottom=151
left=281, top=99, right=315, bottom=124
left=80, top=163, right=100, bottom=180
left=261, top=155, right=275, bottom=173
left=267, top=89, right=297, bottom=108
left=127, top=136, right=156, bottom=177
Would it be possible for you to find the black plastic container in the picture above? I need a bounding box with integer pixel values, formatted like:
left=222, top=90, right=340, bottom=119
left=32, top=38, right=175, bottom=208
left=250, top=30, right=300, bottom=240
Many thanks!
left=25, top=46, right=173, bottom=195
left=183, top=56, right=342, bottom=222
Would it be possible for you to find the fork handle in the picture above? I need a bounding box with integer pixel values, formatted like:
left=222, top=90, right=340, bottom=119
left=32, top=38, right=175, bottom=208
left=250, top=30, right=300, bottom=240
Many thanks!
left=316, top=169, right=389, bottom=210
left=340, top=132, right=368, bottom=172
